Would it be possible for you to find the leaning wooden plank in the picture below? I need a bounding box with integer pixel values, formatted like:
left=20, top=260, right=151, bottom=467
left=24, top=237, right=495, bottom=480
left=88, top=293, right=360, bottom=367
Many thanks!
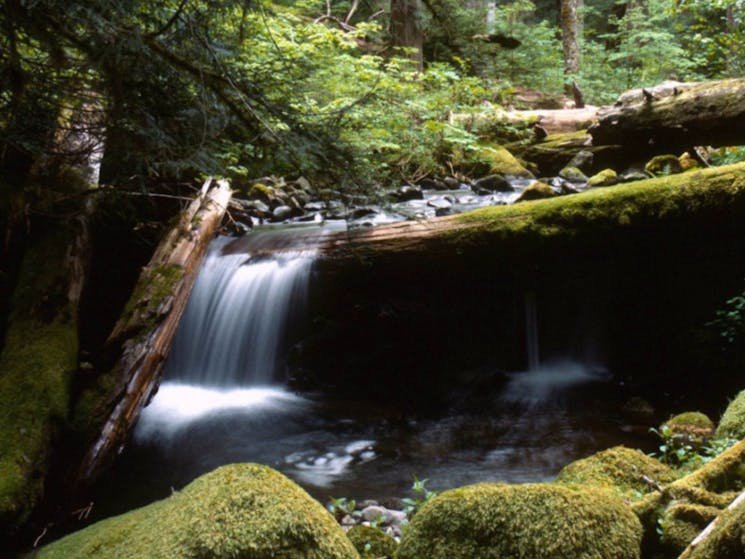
left=75, top=178, right=232, bottom=485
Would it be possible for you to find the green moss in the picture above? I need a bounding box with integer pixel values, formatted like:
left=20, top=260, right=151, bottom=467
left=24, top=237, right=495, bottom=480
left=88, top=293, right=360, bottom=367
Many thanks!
left=645, top=154, right=684, bottom=176
left=395, top=482, right=642, bottom=559
left=587, top=168, right=619, bottom=187
left=716, top=390, right=745, bottom=439
left=556, top=446, right=677, bottom=500
left=451, top=163, right=745, bottom=245
left=660, top=503, right=719, bottom=554
left=687, top=495, right=745, bottom=559
left=515, top=181, right=556, bottom=203
left=472, top=144, right=534, bottom=178
left=559, top=166, right=589, bottom=182
left=0, top=229, right=80, bottom=532
left=666, top=412, right=715, bottom=431
left=347, top=525, right=397, bottom=559
left=248, top=182, right=275, bottom=201
left=39, top=463, right=360, bottom=559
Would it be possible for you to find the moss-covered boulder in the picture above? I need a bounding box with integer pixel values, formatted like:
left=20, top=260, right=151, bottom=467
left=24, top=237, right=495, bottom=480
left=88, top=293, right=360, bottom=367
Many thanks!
left=559, top=166, right=589, bottom=182
left=395, top=482, right=642, bottom=559
left=515, top=181, right=556, bottom=203
left=687, top=495, right=745, bottom=559
left=662, top=412, right=715, bottom=450
left=659, top=502, right=719, bottom=554
left=38, top=463, right=360, bottom=559
left=347, top=525, right=397, bottom=559
left=555, top=446, right=677, bottom=500
left=587, top=168, right=619, bottom=187
left=716, top=390, right=745, bottom=440
left=679, top=152, right=701, bottom=172
left=645, top=154, right=684, bottom=176
left=473, top=144, right=534, bottom=178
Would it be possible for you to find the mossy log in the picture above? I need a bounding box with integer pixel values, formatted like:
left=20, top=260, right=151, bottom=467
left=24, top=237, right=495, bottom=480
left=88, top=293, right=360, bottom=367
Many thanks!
left=0, top=214, right=90, bottom=536
left=74, top=179, right=232, bottom=486
left=679, top=489, right=745, bottom=559
left=589, top=79, right=745, bottom=154
left=313, top=163, right=745, bottom=266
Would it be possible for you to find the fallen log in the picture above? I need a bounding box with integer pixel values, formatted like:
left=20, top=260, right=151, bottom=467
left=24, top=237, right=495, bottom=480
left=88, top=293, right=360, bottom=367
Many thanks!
left=589, top=78, right=745, bottom=154
left=74, top=178, right=232, bottom=485
left=678, top=489, right=745, bottom=559
left=449, top=106, right=600, bottom=136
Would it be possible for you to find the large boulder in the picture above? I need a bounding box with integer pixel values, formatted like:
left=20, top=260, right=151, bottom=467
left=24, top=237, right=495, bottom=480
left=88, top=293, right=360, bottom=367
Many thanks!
left=716, top=389, right=745, bottom=439
left=472, top=144, right=534, bottom=178
left=395, top=482, right=642, bottom=559
left=555, top=446, right=677, bottom=500
left=38, top=463, right=360, bottom=559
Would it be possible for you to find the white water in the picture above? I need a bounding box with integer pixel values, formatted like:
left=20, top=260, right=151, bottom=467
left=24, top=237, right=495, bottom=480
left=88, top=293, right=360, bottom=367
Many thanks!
left=165, top=233, right=317, bottom=386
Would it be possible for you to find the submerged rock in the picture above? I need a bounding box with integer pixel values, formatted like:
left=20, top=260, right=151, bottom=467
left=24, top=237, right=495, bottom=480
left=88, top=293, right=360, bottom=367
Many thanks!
left=587, top=168, right=619, bottom=187
left=38, top=463, right=359, bottom=559
left=396, top=482, right=642, bottom=559
left=716, top=389, right=745, bottom=439
left=555, top=446, right=677, bottom=500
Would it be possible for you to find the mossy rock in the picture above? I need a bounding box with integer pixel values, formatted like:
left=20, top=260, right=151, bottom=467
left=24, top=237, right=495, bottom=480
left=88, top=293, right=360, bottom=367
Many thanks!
left=38, top=463, right=360, bottom=559
left=555, top=446, right=677, bottom=500
left=559, top=166, right=589, bottom=182
left=247, top=182, right=275, bottom=202
left=645, top=154, right=683, bottom=176
left=587, top=168, right=619, bottom=187
left=0, top=229, right=81, bottom=534
left=395, top=482, right=642, bottom=559
left=679, top=152, right=701, bottom=171
left=662, top=412, right=715, bottom=448
left=660, top=503, right=719, bottom=554
left=716, top=389, right=745, bottom=440
left=515, top=181, right=556, bottom=203
left=347, top=525, right=397, bottom=559
left=472, top=144, right=534, bottom=178
left=687, top=495, right=745, bottom=559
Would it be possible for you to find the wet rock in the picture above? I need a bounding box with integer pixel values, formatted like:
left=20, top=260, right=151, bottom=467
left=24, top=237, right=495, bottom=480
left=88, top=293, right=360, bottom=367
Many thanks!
left=271, top=205, right=294, bottom=222
left=472, top=174, right=513, bottom=194
left=427, top=198, right=452, bottom=210
left=620, top=171, right=650, bottom=183
left=294, top=176, right=312, bottom=192
left=567, top=150, right=595, bottom=173
left=559, top=181, right=581, bottom=195
left=304, top=201, right=325, bottom=212
left=515, top=181, right=556, bottom=203
left=349, top=207, right=379, bottom=220
left=248, top=182, right=275, bottom=203
left=679, top=152, right=701, bottom=171
left=245, top=199, right=271, bottom=215
left=587, top=168, right=618, bottom=187
left=559, top=166, right=589, bottom=183
left=418, top=178, right=448, bottom=191
left=393, top=185, right=424, bottom=202
left=361, top=505, right=407, bottom=527
left=443, top=177, right=461, bottom=189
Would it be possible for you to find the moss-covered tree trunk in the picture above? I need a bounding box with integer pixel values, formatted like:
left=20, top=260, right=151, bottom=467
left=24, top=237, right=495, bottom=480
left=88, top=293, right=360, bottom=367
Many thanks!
left=589, top=79, right=745, bottom=154
left=0, top=214, right=90, bottom=538
left=73, top=179, right=232, bottom=488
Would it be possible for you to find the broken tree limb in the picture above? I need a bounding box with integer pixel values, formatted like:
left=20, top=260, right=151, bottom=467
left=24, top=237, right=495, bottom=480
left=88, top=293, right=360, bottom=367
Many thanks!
left=589, top=78, right=745, bottom=154
left=75, top=178, right=232, bottom=485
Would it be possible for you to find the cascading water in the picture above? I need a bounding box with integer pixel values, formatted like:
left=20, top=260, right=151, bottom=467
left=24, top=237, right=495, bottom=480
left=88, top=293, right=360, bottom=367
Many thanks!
left=164, top=232, right=316, bottom=386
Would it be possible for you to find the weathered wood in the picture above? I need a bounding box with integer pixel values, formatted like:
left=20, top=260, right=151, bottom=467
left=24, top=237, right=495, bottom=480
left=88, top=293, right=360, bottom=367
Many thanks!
left=449, top=106, right=599, bottom=135
left=589, top=79, right=745, bottom=153
left=76, top=178, right=232, bottom=484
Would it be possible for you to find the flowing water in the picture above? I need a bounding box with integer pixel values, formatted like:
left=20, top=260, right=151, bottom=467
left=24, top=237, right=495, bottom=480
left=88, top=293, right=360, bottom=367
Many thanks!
left=90, top=226, right=661, bottom=521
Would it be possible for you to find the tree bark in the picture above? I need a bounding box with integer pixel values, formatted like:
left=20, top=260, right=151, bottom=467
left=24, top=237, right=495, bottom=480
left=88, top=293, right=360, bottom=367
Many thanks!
left=588, top=79, right=745, bottom=154
left=390, top=0, right=424, bottom=71
left=560, top=0, right=580, bottom=86
left=74, top=178, right=232, bottom=486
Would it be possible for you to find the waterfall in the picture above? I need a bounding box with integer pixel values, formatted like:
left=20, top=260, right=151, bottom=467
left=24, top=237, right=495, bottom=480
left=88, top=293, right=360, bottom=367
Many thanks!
left=164, top=228, right=320, bottom=387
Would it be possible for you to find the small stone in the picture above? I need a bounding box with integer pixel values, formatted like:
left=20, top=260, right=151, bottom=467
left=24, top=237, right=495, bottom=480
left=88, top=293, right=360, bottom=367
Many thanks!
left=586, top=168, right=618, bottom=188
left=645, top=154, right=683, bottom=176
left=271, top=205, right=294, bottom=222
left=341, top=514, right=357, bottom=526
left=427, top=198, right=452, bottom=211
left=559, top=166, right=589, bottom=183
left=304, top=201, right=325, bottom=212
left=443, top=177, right=461, bottom=189
left=567, top=150, right=595, bottom=173
left=472, top=174, right=513, bottom=193
left=418, top=178, right=448, bottom=191
left=515, top=181, right=556, bottom=203
left=620, top=171, right=649, bottom=183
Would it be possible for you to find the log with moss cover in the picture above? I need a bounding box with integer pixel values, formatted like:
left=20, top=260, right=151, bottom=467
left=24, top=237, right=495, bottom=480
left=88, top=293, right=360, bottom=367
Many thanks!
left=589, top=79, right=745, bottom=156
left=37, top=463, right=359, bottom=559
left=317, top=163, right=745, bottom=265
left=395, top=482, right=642, bottom=559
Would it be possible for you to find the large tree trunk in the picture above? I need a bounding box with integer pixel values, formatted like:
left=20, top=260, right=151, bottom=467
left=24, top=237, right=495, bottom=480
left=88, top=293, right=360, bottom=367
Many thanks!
left=73, top=179, right=232, bottom=486
left=390, top=0, right=424, bottom=71
left=560, top=0, right=580, bottom=86
left=588, top=79, right=745, bottom=154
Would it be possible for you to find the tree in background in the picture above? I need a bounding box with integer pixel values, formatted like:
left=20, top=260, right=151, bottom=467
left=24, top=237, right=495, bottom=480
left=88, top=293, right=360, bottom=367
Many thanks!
left=390, top=0, right=424, bottom=70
